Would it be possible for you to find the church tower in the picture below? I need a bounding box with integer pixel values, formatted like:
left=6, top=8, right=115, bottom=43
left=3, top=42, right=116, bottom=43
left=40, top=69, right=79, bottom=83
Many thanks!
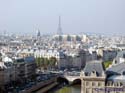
left=37, top=29, right=41, bottom=37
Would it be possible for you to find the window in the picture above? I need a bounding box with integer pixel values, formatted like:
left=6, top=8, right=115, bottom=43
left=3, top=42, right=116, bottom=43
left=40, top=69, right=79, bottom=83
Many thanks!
left=98, top=82, right=101, bottom=86
left=86, top=82, right=89, bottom=86
left=86, top=89, right=89, bottom=93
left=115, top=60, right=117, bottom=64
left=92, top=82, right=96, bottom=86
left=120, top=82, right=123, bottom=86
left=122, top=71, right=125, bottom=75
left=123, top=54, right=125, bottom=58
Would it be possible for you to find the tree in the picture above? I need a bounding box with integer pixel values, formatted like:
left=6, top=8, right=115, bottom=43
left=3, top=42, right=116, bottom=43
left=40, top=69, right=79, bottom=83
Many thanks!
left=59, top=35, right=63, bottom=41
left=36, top=57, right=41, bottom=68
left=67, top=35, right=71, bottom=41
left=36, top=57, right=44, bottom=69
left=76, top=35, right=81, bottom=41
left=103, top=61, right=112, bottom=68
left=43, top=58, right=50, bottom=70
left=49, top=57, right=57, bottom=68
left=36, top=57, right=57, bottom=70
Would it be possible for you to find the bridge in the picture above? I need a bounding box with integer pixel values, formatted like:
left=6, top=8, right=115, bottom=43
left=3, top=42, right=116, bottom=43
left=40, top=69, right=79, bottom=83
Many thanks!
left=56, top=71, right=81, bottom=84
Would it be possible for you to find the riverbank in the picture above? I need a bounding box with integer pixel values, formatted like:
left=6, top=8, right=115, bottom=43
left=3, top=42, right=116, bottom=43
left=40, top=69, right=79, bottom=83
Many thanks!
left=48, top=84, right=81, bottom=93
left=36, top=82, right=58, bottom=93
left=20, top=77, right=57, bottom=93
left=19, top=75, right=81, bottom=93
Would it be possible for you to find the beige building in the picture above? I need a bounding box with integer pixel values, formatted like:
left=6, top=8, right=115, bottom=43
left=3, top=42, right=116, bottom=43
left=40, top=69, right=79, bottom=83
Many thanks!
left=80, top=60, right=106, bottom=93
left=53, top=34, right=89, bottom=43
left=81, top=59, right=125, bottom=93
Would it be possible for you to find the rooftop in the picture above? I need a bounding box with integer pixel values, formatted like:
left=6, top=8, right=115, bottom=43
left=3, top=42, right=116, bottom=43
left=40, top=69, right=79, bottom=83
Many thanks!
left=84, top=60, right=105, bottom=76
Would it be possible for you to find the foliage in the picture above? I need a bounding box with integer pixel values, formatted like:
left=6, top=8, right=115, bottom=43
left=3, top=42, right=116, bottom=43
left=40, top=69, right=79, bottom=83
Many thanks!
left=59, top=35, right=63, bottom=41
left=49, top=57, right=57, bottom=65
left=35, top=57, right=57, bottom=70
left=76, top=36, right=81, bottom=41
left=103, top=61, right=112, bottom=68
left=67, top=35, right=71, bottom=41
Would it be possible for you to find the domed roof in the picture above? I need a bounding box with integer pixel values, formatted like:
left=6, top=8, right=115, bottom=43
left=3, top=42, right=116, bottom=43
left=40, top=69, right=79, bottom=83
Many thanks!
left=2, top=56, right=13, bottom=63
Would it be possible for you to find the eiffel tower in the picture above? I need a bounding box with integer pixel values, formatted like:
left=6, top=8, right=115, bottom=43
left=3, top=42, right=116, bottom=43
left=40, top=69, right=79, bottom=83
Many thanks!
left=57, top=16, right=63, bottom=35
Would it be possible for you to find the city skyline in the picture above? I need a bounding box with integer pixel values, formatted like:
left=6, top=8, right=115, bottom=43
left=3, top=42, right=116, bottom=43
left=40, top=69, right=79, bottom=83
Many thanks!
left=0, top=0, right=125, bottom=35
left=0, top=1, right=125, bottom=93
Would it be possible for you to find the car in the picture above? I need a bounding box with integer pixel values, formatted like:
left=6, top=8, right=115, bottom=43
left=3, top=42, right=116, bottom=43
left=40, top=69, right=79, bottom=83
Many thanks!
left=25, top=84, right=32, bottom=89
left=29, top=82, right=36, bottom=85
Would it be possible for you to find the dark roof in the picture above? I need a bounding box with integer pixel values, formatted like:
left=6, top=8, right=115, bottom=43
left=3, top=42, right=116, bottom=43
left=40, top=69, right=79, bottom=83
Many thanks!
left=116, top=44, right=125, bottom=47
left=15, top=58, right=24, bottom=63
left=84, top=60, right=105, bottom=76
left=117, top=51, right=125, bottom=57
left=15, top=56, right=35, bottom=63
left=24, top=56, right=35, bottom=63
left=106, top=62, right=125, bottom=75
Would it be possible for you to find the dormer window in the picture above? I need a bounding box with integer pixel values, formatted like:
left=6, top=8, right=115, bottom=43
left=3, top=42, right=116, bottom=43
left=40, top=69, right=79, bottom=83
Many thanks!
left=122, top=71, right=125, bottom=75
left=92, top=71, right=96, bottom=74
left=91, top=70, right=97, bottom=77
left=123, top=54, right=125, bottom=58
left=115, top=60, right=117, bottom=64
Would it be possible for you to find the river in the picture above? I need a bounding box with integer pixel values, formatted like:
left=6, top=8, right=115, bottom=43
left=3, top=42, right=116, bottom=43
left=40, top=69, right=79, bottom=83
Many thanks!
left=48, top=85, right=81, bottom=93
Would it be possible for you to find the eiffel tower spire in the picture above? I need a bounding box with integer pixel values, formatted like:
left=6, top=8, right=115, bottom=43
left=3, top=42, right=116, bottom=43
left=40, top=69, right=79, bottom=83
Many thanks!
left=57, top=16, right=63, bottom=35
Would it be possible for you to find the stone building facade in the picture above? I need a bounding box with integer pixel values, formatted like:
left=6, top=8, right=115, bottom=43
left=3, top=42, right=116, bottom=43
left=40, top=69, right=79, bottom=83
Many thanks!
left=80, top=60, right=106, bottom=93
left=80, top=60, right=125, bottom=93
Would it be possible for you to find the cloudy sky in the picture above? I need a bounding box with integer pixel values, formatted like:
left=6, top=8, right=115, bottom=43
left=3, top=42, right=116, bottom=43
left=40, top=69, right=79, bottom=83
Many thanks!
left=0, top=0, right=125, bottom=35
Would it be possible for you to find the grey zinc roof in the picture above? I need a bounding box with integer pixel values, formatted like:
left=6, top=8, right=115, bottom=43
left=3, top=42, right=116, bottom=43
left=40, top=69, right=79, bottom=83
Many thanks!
left=117, top=51, right=125, bottom=58
left=84, top=60, right=105, bottom=76
left=106, top=62, right=125, bottom=75
left=115, top=50, right=125, bottom=63
left=108, top=75, right=125, bottom=86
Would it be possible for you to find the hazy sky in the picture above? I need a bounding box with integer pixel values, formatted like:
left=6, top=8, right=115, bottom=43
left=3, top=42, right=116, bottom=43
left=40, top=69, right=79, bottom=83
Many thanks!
left=0, top=0, right=125, bottom=35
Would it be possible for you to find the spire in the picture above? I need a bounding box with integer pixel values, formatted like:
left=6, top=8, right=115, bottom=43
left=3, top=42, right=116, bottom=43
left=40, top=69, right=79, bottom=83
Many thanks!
left=59, top=16, right=61, bottom=28
left=57, top=16, right=63, bottom=35
left=37, top=29, right=41, bottom=37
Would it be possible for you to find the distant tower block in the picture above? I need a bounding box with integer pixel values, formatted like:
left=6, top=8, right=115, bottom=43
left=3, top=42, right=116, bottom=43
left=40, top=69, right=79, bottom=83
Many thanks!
left=37, top=29, right=41, bottom=37
left=4, top=30, right=7, bottom=36
left=57, top=16, right=63, bottom=35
